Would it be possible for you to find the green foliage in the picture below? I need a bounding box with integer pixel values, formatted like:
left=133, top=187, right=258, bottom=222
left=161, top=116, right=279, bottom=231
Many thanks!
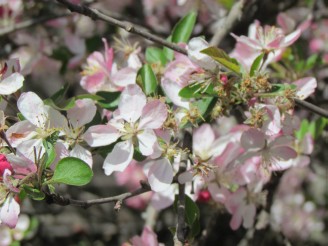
left=219, top=0, right=236, bottom=9
left=43, top=140, right=56, bottom=168
left=49, top=157, right=93, bottom=186
left=137, top=64, right=158, bottom=95
left=172, top=11, right=197, bottom=44
left=22, top=185, right=45, bottom=201
left=179, top=83, right=216, bottom=99
left=201, top=47, right=241, bottom=75
left=96, top=91, right=121, bottom=110
left=250, top=53, right=265, bottom=77
left=146, top=47, right=168, bottom=66
left=296, top=118, right=328, bottom=140
left=163, top=36, right=175, bottom=62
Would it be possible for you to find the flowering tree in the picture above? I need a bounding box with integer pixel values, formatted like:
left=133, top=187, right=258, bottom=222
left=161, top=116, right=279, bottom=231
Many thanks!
left=0, top=0, right=327, bottom=245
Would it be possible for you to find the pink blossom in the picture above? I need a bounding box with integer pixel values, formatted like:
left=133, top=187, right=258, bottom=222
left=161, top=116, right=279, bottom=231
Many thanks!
left=128, top=226, right=163, bottom=246
left=292, top=77, right=317, bottom=100
left=80, top=38, right=139, bottom=93
left=0, top=59, right=24, bottom=95
left=240, top=128, right=297, bottom=172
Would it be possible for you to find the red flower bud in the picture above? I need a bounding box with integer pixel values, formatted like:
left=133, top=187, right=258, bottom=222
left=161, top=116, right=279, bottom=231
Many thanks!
left=0, top=154, right=13, bottom=177
left=197, top=189, right=211, bottom=203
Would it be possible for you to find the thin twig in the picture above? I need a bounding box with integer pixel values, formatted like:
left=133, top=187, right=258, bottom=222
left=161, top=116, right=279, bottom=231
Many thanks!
left=295, top=99, right=328, bottom=118
left=55, top=0, right=187, bottom=55
left=0, top=14, right=69, bottom=37
left=45, top=180, right=151, bottom=209
left=210, top=0, right=246, bottom=46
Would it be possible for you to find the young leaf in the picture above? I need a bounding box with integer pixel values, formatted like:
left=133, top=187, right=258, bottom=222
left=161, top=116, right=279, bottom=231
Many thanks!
left=179, top=83, right=216, bottom=98
left=146, top=47, right=168, bottom=66
left=163, top=36, right=174, bottom=62
left=43, top=141, right=56, bottom=168
left=50, top=157, right=93, bottom=186
left=250, top=53, right=265, bottom=77
left=22, top=185, right=45, bottom=201
left=295, top=120, right=309, bottom=140
left=201, top=47, right=241, bottom=75
left=172, top=11, right=197, bottom=44
left=96, top=91, right=121, bottom=110
left=138, top=64, right=158, bottom=95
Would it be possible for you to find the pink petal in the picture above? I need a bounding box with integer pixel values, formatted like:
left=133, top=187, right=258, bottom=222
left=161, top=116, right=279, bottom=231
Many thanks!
left=161, top=78, right=190, bottom=109
left=83, top=124, right=120, bottom=147
left=67, top=99, right=97, bottom=128
left=140, top=226, right=160, bottom=246
left=119, top=85, right=146, bottom=123
left=294, top=77, right=317, bottom=100
left=282, top=29, right=301, bottom=47
left=0, top=195, right=20, bottom=229
left=5, top=120, right=37, bottom=147
left=240, top=128, right=265, bottom=150
left=271, top=146, right=297, bottom=160
left=139, top=100, right=167, bottom=129
left=229, top=209, right=243, bottom=230
left=103, top=140, right=134, bottom=176
left=208, top=183, right=230, bottom=204
left=112, top=67, right=137, bottom=87
left=148, top=159, right=173, bottom=192
left=242, top=204, right=256, bottom=228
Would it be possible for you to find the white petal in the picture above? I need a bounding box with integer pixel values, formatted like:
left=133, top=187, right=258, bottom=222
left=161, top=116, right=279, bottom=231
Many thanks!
left=240, top=128, right=265, bottom=150
left=83, top=124, right=120, bottom=147
left=0, top=73, right=24, bottom=95
left=147, top=159, right=173, bottom=192
left=0, top=195, right=20, bottom=228
left=17, top=92, right=48, bottom=127
left=119, top=85, right=146, bottom=123
left=70, top=144, right=93, bottom=168
left=103, top=140, right=134, bottom=176
left=67, top=99, right=97, bottom=128
left=137, top=130, right=157, bottom=156
left=138, top=100, right=167, bottom=129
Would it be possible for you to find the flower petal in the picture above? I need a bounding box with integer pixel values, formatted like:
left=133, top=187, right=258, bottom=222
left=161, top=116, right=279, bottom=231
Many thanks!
left=67, top=99, right=97, bottom=128
left=138, top=100, right=167, bottom=129
left=0, top=195, right=20, bottom=228
left=103, top=140, right=134, bottom=176
left=148, top=159, right=173, bottom=192
left=137, top=129, right=157, bottom=156
left=119, top=85, right=146, bottom=123
left=240, top=128, right=265, bottom=150
left=0, top=73, right=24, bottom=95
left=70, top=144, right=93, bottom=168
left=83, top=124, right=120, bottom=147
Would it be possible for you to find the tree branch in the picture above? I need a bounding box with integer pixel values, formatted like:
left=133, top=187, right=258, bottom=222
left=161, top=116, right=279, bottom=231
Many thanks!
left=55, top=0, right=187, bottom=55
left=44, top=180, right=151, bottom=209
left=0, top=14, right=69, bottom=37
left=295, top=99, right=328, bottom=118
left=210, top=0, right=246, bottom=46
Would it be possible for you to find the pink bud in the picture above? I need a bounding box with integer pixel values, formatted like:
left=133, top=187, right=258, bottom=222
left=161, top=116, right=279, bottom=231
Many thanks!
left=197, top=189, right=211, bottom=203
left=0, top=154, right=13, bottom=177
left=220, top=74, right=228, bottom=85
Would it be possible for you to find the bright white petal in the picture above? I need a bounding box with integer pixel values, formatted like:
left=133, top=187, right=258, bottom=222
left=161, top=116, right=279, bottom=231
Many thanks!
left=103, top=140, right=134, bottom=176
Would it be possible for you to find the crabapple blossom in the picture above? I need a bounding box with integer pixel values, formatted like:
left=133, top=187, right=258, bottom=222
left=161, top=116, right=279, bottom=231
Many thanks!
left=6, top=91, right=67, bottom=160
left=80, top=38, right=139, bottom=93
left=240, top=128, right=297, bottom=173
left=123, top=226, right=164, bottom=246
left=0, top=59, right=24, bottom=96
left=84, top=84, right=168, bottom=179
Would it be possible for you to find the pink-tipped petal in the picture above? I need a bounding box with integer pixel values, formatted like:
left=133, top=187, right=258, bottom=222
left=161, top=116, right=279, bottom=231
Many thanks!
left=83, top=124, right=120, bottom=147
left=67, top=99, right=97, bottom=128
left=139, top=100, right=167, bottom=129
left=0, top=195, right=20, bottom=229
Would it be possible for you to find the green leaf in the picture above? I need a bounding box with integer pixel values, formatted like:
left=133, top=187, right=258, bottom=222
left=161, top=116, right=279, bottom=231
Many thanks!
left=50, top=83, right=70, bottom=103
left=22, top=185, right=45, bottom=201
left=304, top=54, right=318, bottom=71
left=75, top=94, right=104, bottom=101
left=219, top=0, right=236, bottom=9
left=138, top=64, right=158, bottom=95
left=185, top=195, right=200, bottom=226
left=145, top=47, right=168, bottom=66
left=201, top=47, right=241, bottom=75
left=133, top=147, right=147, bottom=162
left=193, top=97, right=217, bottom=116
left=96, top=91, right=121, bottom=110
left=172, top=11, right=197, bottom=44
left=163, top=36, right=174, bottom=61
left=43, top=141, right=56, bottom=168
left=295, top=120, right=309, bottom=140
left=44, top=97, right=76, bottom=111
left=179, top=83, right=216, bottom=98
left=50, top=157, right=93, bottom=186
left=250, top=53, right=264, bottom=77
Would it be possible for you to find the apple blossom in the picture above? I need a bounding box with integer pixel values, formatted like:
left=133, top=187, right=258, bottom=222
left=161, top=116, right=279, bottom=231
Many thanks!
left=84, top=84, right=168, bottom=178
